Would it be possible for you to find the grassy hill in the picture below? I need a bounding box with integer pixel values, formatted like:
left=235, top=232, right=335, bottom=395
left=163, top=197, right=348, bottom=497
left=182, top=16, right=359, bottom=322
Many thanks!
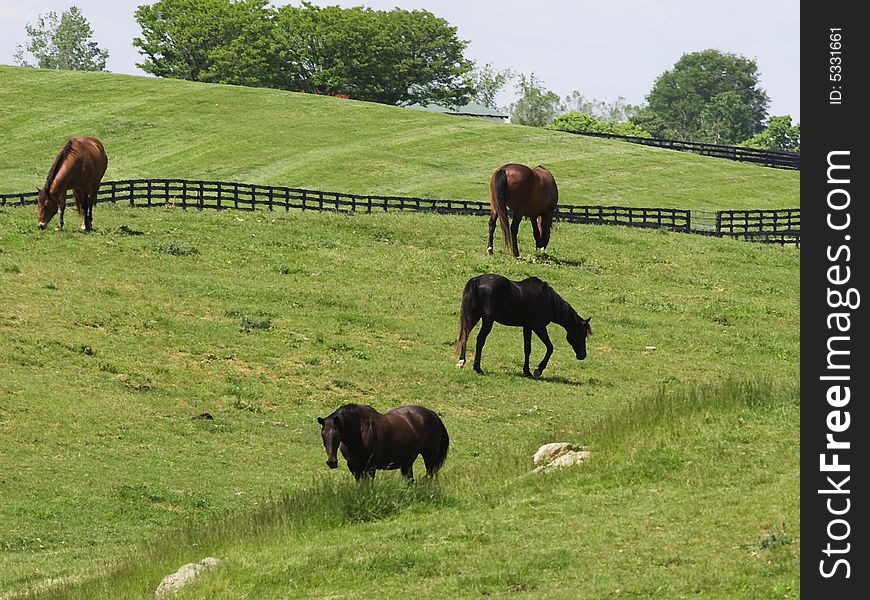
left=0, top=66, right=798, bottom=211
left=0, top=67, right=799, bottom=599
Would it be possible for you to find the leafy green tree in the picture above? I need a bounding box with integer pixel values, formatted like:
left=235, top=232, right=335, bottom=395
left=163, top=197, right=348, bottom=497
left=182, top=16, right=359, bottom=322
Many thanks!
left=546, top=112, right=652, bottom=138
left=272, top=3, right=473, bottom=105
left=134, top=0, right=274, bottom=86
left=14, top=6, right=108, bottom=71
left=509, top=73, right=563, bottom=127
left=697, top=91, right=758, bottom=144
left=740, top=115, right=800, bottom=152
left=469, top=63, right=514, bottom=110
left=639, top=49, right=769, bottom=141
left=135, top=1, right=473, bottom=106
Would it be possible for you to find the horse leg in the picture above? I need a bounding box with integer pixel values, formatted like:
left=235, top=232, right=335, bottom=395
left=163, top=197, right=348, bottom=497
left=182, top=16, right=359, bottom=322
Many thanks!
left=531, top=217, right=543, bottom=250
left=487, top=212, right=497, bottom=255
left=85, top=189, right=96, bottom=231
left=539, top=211, right=554, bottom=250
left=56, top=195, right=67, bottom=231
left=401, top=464, right=415, bottom=483
left=473, top=318, right=494, bottom=374
left=523, top=326, right=533, bottom=377
left=532, top=326, right=554, bottom=378
left=73, top=189, right=86, bottom=231
left=510, top=214, right=522, bottom=257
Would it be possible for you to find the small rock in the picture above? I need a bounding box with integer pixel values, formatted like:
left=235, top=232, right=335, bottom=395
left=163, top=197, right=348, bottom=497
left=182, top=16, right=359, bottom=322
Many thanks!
left=155, top=557, right=221, bottom=597
left=533, top=442, right=576, bottom=465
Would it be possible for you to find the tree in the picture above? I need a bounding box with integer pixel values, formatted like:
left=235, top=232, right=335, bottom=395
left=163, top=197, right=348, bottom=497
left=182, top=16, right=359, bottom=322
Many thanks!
left=562, top=92, right=643, bottom=123
left=546, top=112, right=652, bottom=138
left=469, top=63, right=514, bottom=109
left=14, top=6, right=108, bottom=71
left=134, top=1, right=473, bottom=106
left=639, top=49, right=769, bottom=141
left=697, top=91, right=758, bottom=144
left=740, top=115, right=800, bottom=152
left=272, top=3, right=473, bottom=106
left=509, top=73, right=563, bottom=127
left=134, top=0, right=274, bottom=86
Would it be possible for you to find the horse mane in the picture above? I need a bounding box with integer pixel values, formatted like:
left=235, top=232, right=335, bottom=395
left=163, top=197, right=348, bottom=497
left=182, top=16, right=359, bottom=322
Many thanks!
left=541, top=280, right=581, bottom=327
left=334, top=403, right=378, bottom=425
left=45, top=139, right=74, bottom=189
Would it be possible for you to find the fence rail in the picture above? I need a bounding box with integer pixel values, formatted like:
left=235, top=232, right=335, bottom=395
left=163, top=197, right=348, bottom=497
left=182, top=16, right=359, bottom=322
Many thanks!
left=1, top=178, right=799, bottom=246
left=557, top=130, right=800, bottom=170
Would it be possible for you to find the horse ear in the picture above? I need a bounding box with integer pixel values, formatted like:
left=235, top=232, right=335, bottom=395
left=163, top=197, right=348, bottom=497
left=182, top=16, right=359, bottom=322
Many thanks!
left=317, top=416, right=325, bottom=425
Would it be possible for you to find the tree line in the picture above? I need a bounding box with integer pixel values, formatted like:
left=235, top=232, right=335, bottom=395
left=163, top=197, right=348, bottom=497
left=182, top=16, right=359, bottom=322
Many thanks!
left=12, top=2, right=799, bottom=152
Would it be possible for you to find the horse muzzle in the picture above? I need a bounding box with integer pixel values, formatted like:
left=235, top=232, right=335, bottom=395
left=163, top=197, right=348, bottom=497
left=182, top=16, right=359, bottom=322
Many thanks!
left=326, top=459, right=338, bottom=469
left=38, top=222, right=47, bottom=230
left=576, top=352, right=586, bottom=361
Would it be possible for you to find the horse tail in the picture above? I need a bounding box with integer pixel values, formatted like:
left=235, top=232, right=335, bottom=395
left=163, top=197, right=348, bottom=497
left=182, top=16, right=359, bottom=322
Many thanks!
left=455, top=277, right=479, bottom=357
left=492, top=168, right=512, bottom=253
left=429, top=414, right=450, bottom=475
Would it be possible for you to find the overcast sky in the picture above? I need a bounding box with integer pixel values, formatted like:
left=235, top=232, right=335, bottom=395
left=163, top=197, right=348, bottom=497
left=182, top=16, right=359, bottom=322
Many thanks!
left=0, top=0, right=800, bottom=123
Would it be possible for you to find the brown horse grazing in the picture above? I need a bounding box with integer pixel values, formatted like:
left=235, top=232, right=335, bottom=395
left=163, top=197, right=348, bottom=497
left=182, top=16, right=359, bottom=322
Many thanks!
left=456, top=273, right=592, bottom=377
left=317, top=403, right=449, bottom=481
left=488, top=163, right=558, bottom=257
left=37, top=136, right=108, bottom=231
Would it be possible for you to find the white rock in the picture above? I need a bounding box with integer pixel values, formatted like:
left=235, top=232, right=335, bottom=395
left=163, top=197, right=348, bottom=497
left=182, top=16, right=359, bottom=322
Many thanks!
left=155, top=557, right=221, bottom=597
left=533, top=442, right=573, bottom=465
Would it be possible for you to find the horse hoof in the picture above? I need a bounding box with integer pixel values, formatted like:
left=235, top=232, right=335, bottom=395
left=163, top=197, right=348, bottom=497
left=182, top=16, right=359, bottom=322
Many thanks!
left=456, top=359, right=466, bottom=369
left=473, top=367, right=484, bottom=375
left=523, top=370, right=533, bottom=378
left=533, top=369, right=543, bottom=379
left=487, top=247, right=493, bottom=255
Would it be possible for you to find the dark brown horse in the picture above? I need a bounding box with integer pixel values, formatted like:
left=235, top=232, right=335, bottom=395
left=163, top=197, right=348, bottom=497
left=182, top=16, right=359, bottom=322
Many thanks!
left=488, top=163, right=558, bottom=257
left=317, top=403, right=449, bottom=481
left=37, top=136, right=108, bottom=231
left=456, top=273, right=592, bottom=377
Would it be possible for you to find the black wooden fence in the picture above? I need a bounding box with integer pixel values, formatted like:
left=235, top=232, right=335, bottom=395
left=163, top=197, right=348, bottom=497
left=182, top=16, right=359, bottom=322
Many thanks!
left=1, top=178, right=800, bottom=246
left=557, top=130, right=800, bottom=170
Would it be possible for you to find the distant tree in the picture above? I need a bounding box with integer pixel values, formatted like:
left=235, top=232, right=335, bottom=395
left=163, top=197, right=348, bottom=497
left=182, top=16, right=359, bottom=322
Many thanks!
left=639, top=49, right=769, bottom=141
left=509, top=73, right=563, bottom=127
left=14, top=6, right=108, bottom=71
left=135, top=1, right=474, bottom=106
left=697, top=91, right=758, bottom=144
left=271, top=3, right=474, bottom=105
left=469, top=63, right=514, bottom=109
left=546, top=112, right=652, bottom=138
left=562, top=91, right=643, bottom=123
left=740, top=115, right=800, bottom=152
left=134, top=0, right=274, bottom=86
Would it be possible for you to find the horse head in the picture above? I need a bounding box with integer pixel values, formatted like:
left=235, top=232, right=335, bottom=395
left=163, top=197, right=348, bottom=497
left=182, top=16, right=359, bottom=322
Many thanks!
left=317, top=415, right=341, bottom=469
left=36, top=187, right=58, bottom=230
left=566, top=315, right=592, bottom=360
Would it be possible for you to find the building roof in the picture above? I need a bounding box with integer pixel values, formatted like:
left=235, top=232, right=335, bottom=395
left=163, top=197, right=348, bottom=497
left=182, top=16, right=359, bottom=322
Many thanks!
left=409, top=101, right=510, bottom=120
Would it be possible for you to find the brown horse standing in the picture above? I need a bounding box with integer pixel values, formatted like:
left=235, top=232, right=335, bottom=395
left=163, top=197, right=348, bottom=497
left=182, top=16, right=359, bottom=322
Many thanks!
left=488, top=163, right=558, bottom=257
left=317, top=403, right=449, bottom=481
left=37, top=136, right=108, bottom=231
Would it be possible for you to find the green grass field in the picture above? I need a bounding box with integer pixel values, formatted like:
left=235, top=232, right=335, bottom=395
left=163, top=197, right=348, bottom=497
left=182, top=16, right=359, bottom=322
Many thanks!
left=1, top=66, right=798, bottom=212
left=0, top=67, right=799, bottom=599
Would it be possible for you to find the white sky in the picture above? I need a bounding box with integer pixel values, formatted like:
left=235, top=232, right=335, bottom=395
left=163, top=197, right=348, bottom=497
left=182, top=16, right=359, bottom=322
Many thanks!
left=0, top=0, right=800, bottom=122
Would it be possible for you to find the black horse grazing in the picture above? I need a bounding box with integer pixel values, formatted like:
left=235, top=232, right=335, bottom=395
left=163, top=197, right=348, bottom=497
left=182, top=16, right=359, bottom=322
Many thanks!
left=455, top=273, right=592, bottom=377
left=317, top=403, right=449, bottom=481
